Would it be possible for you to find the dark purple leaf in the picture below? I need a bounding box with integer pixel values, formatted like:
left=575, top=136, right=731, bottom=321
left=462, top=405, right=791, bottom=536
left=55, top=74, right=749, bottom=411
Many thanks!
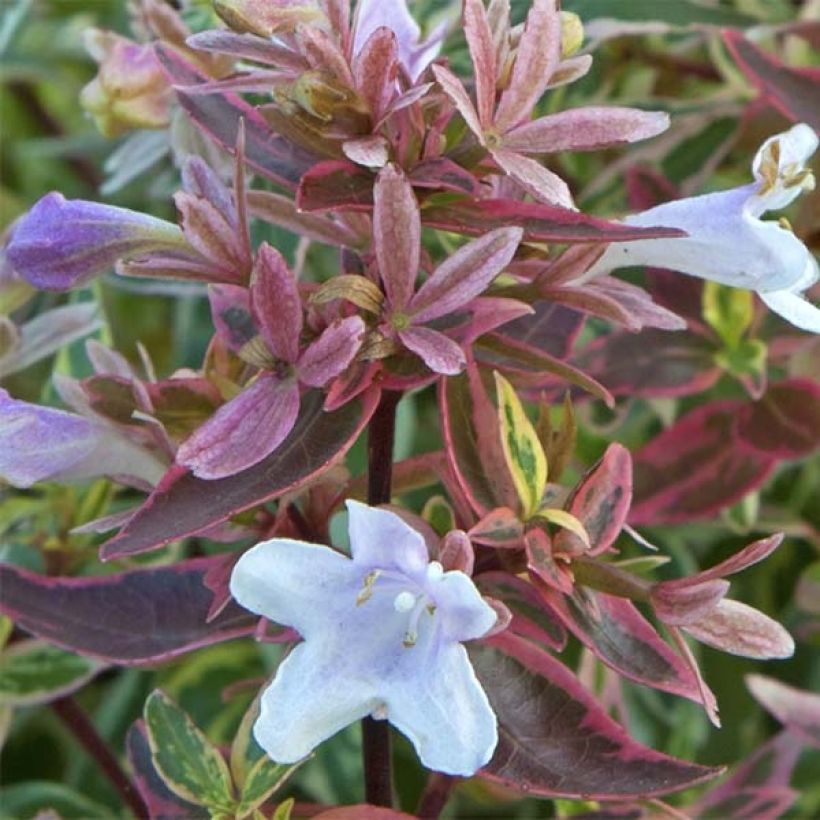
left=630, top=401, right=776, bottom=525
left=472, top=634, right=721, bottom=798
left=155, top=45, right=316, bottom=190
left=578, top=330, right=720, bottom=398
left=422, top=199, right=686, bottom=243
left=498, top=301, right=585, bottom=359
left=0, top=557, right=255, bottom=665
left=723, top=31, right=820, bottom=130
left=736, top=379, right=820, bottom=459
left=408, top=158, right=482, bottom=196
left=102, top=389, right=379, bottom=559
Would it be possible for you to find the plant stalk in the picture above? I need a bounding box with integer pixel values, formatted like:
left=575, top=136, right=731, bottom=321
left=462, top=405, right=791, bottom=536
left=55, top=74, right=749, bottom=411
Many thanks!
left=362, top=389, right=401, bottom=807
left=52, top=695, right=147, bottom=818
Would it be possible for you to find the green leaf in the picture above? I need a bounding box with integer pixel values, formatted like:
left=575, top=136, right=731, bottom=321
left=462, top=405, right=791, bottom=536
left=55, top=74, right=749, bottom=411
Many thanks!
left=0, top=781, right=111, bottom=819
left=231, top=696, right=301, bottom=819
left=494, top=372, right=548, bottom=519
left=421, top=495, right=456, bottom=536
left=144, top=689, right=236, bottom=813
left=272, top=797, right=296, bottom=820
left=703, top=281, right=754, bottom=348
left=566, top=0, right=756, bottom=27
left=0, top=640, right=103, bottom=707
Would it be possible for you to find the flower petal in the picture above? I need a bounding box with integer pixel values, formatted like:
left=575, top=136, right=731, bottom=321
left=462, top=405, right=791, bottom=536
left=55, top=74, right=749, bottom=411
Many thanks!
left=0, top=389, right=164, bottom=488
left=346, top=499, right=430, bottom=577
left=230, top=538, right=358, bottom=637
left=434, top=571, right=498, bottom=642
left=759, top=287, right=820, bottom=334
left=176, top=374, right=300, bottom=478
left=255, top=640, right=379, bottom=763
left=408, top=227, right=522, bottom=323
left=6, top=193, right=185, bottom=291
left=386, top=643, right=497, bottom=776
left=399, top=326, right=465, bottom=375
left=589, top=186, right=812, bottom=293
left=751, top=122, right=818, bottom=213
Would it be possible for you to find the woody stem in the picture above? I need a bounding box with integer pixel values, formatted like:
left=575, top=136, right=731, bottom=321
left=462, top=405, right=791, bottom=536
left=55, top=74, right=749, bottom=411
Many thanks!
left=362, top=389, right=401, bottom=808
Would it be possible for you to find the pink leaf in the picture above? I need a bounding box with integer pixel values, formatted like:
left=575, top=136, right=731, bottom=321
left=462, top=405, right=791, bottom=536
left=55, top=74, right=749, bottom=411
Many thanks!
left=463, top=0, right=497, bottom=129
left=186, top=30, right=307, bottom=71
left=208, top=284, right=255, bottom=352
left=0, top=557, right=255, bottom=665
left=431, top=64, right=482, bottom=139
left=493, top=0, right=561, bottom=132
left=298, top=316, right=365, bottom=387
left=409, top=227, right=522, bottom=322
left=492, top=148, right=575, bottom=209
left=176, top=374, right=300, bottom=479
left=250, top=243, right=302, bottom=363
left=555, top=443, right=633, bottom=557
left=472, top=633, right=721, bottom=797
left=373, top=165, right=420, bottom=311
left=746, top=675, right=820, bottom=747
left=684, top=599, right=795, bottom=659
left=353, top=26, right=399, bottom=124
left=504, top=106, right=670, bottom=154
left=102, top=389, right=379, bottom=558
left=651, top=579, right=730, bottom=626
left=399, top=325, right=465, bottom=375
left=408, top=157, right=482, bottom=197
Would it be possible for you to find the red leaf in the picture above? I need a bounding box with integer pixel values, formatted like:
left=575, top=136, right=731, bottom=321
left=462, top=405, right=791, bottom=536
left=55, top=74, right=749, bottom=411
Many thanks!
left=472, top=634, right=721, bottom=798
left=102, top=389, right=379, bottom=558
left=297, top=160, right=375, bottom=211
left=422, top=199, right=686, bottom=243
left=0, top=557, right=255, bottom=665
left=537, top=583, right=718, bottom=713
left=555, top=443, right=633, bottom=556
left=723, top=31, right=820, bottom=131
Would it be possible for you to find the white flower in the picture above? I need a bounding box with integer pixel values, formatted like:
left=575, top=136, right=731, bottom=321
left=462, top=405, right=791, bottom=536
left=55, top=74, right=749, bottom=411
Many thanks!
left=582, top=123, right=820, bottom=333
left=229, top=500, right=498, bottom=776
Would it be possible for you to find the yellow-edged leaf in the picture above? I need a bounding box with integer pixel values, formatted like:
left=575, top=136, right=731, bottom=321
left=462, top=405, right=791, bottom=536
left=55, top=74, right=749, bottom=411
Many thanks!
left=534, top=507, right=590, bottom=549
left=494, top=372, right=548, bottom=518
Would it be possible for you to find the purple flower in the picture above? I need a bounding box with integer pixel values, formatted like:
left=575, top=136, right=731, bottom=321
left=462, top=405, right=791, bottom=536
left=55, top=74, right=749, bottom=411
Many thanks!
left=230, top=501, right=498, bottom=775
left=6, top=193, right=186, bottom=290
left=0, top=389, right=165, bottom=488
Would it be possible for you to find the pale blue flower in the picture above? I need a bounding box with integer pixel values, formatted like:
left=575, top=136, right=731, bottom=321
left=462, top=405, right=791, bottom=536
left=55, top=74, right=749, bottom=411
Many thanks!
left=230, top=500, right=498, bottom=776
left=0, top=389, right=165, bottom=489
left=583, top=123, right=820, bottom=333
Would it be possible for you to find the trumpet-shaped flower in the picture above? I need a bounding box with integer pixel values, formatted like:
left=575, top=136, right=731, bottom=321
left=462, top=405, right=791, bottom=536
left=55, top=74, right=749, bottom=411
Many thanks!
left=583, top=123, right=820, bottom=333
left=0, top=389, right=165, bottom=489
left=229, top=500, right=498, bottom=776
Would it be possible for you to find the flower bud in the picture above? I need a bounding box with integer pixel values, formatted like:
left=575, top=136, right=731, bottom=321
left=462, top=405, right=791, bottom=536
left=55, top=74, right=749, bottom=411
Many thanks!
left=80, top=30, right=172, bottom=138
left=6, top=193, right=187, bottom=290
left=560, top=11, right=584, bottom=58
left=213, top=0, right=324, bottom=37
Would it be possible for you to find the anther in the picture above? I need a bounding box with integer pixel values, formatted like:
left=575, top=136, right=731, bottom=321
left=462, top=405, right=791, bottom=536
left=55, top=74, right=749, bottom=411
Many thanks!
left=356, top=570, right=380, bottom=606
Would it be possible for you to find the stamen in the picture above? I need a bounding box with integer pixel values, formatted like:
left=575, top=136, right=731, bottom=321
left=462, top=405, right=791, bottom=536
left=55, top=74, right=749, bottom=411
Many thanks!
left=356, top=570, right=380, bottom=606
left=403, top=594, right=432, bottom=648
left=394, top=591, right=417, bottom=613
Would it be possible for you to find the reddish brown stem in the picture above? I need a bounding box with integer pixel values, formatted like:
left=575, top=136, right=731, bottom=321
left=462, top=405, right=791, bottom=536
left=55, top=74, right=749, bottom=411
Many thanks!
left=51, top=696, right=147, bottom=818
